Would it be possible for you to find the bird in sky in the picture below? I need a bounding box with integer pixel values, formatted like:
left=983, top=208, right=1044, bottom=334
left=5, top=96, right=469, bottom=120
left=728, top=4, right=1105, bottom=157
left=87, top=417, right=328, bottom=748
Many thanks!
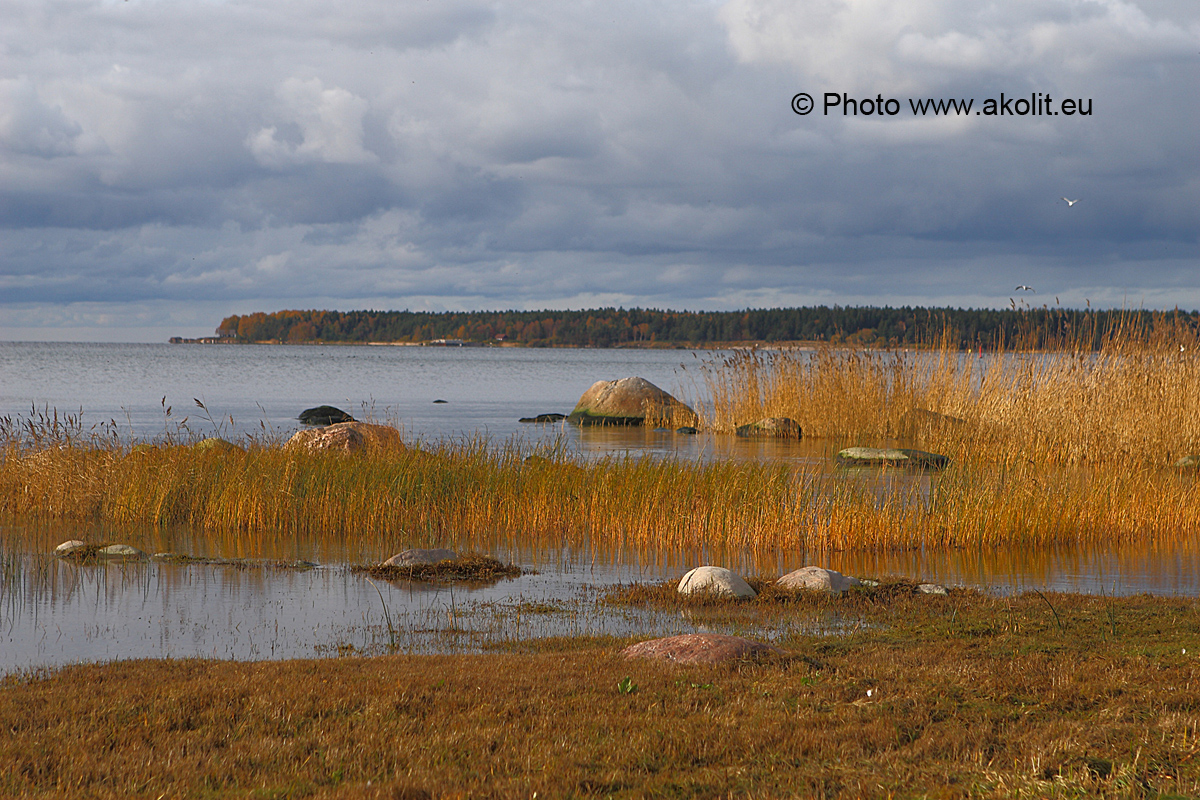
left=1015, top=285, right=1035, bottom=292
left=1062, top=197, right=1080, bottom=207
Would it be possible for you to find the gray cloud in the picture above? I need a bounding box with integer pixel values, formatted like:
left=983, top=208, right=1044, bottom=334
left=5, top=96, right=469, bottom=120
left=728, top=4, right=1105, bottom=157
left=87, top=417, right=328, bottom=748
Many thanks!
left=1, top=0, right=1198, bottom=339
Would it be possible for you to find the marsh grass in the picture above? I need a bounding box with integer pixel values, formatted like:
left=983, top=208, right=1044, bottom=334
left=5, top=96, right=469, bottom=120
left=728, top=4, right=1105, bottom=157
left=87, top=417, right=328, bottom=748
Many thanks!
left=697, top=313, right=1200, bottom=468
left=3, top=590, right=1200, bottom=798
left=5, top=319, right=1200, bottom=555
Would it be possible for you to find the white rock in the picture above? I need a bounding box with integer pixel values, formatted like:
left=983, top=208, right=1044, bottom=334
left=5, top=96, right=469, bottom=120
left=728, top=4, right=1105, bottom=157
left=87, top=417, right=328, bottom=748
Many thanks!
left=918, top=583, right=948, bottom=595
left=98, top=544, right=147, bottom=559
left=383, top=548, right=458, bottom=567
left=54, top=540, right=87, bottom=556
left=677, top=566, right=756, bottom=599
left=777, top=566, right=861, bottom=594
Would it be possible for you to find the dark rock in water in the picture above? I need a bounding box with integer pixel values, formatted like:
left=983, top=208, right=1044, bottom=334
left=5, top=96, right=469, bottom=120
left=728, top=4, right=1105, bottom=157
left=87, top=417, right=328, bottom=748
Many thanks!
left=519, top=413, right=567, bottom=423
left=836, top=447, right=949, bottom=470
left=567, top=376, right=695, bottom=426
left=676, top=426, right=699, bottom=434
left=735, top=417, right=801, bottom=439
left=299, top=405, right=354, bottom=426
left=432, top=399, right=448, bottom=404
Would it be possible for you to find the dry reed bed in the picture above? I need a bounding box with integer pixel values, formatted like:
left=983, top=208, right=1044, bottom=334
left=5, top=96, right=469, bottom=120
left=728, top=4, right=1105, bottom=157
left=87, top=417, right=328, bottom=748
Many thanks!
left=3, top=436, right=1200, bottom=555
left=4, top=324, right=1200, bottom=554
left=695, top=323, right=1200, bottom=467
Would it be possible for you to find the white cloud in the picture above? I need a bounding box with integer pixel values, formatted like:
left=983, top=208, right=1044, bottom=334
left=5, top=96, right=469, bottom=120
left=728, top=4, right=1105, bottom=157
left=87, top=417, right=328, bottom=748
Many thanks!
left=248, top=78, right=376, bottom=167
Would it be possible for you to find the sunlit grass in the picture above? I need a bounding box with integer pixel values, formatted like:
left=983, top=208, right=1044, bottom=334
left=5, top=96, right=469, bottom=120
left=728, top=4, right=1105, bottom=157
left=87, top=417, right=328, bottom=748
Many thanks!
left=4, top=317, right=1200, bottom=556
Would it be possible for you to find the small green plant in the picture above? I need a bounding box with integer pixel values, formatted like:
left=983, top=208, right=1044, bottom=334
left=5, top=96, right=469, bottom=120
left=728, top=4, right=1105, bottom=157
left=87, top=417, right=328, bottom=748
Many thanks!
left=617, top=676, right=637, bottom=695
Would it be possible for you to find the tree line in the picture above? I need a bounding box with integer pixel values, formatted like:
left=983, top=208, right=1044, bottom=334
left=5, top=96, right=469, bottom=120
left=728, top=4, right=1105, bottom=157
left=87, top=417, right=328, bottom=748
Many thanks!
left=214, top=306, right=1200, bottom=349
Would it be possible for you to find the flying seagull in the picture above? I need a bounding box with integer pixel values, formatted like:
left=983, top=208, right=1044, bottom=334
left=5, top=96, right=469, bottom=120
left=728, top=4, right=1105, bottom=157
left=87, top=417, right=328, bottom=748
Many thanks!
left=1062, top=197, right=1080, bottom=207
left=1015, top=285, right=1035, bottom=292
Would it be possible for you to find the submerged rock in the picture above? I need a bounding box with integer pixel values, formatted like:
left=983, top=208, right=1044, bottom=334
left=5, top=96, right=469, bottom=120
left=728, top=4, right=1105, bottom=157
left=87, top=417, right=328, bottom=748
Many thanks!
left=567, top=377, right=695, bottom=426
left=835, top=447, right=949, bottom=470
left=777, top=566, right=861, bottom=594
left=54, top=540, right=88, bottom=556
left=622, top=633, right=781, bottom=664
left=519, top=413, right=567, bottom=423
left=383, top=548, right=458, bottom=567
left=677, top=566, right=756, bottom=599
left=735, top=417, right=801, bottom=439
left=285, top=421, right=405, bottom=455
left=298, top=405, right=355, bottom=426
left=675, top=426, right=699, bottom=434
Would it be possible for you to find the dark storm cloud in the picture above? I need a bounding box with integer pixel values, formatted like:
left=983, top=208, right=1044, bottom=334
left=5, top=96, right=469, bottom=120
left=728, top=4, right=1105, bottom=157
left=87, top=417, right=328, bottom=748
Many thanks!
left=0, top=0, right=1198, bottom=339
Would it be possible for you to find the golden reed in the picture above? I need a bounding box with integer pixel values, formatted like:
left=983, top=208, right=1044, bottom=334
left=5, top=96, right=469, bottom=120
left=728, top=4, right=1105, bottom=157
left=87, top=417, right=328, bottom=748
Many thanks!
left=3, top=314, right=1200, bottom=555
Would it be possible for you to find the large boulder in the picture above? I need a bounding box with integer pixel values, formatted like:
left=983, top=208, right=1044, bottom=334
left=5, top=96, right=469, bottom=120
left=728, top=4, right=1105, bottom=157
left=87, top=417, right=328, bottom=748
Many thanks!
left=299, top=405, right=355, bottom=426
left=621, top=633, right=781, bottom=664
left=567, top=377, right=695, bottom=426
left=383, top=548, right=458, bottom=567
left=677, top=566, right=756, bottom=599
left=735, top=417, right=801, bottom=439
left=285, top=421, right=405, bottom=455
left=777, top=566, right=861, bottom=594
left=835, top=447, right=949, bottom=470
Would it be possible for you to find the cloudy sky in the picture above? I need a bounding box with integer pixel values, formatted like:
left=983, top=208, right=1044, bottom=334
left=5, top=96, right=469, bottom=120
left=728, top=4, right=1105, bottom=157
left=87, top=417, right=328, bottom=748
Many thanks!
left=1, top=0, right=1197, bottom=341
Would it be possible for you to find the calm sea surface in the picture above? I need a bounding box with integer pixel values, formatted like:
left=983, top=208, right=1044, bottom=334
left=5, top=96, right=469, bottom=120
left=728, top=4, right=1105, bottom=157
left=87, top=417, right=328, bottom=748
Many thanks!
left=1, top=342, right=1198, bottom=672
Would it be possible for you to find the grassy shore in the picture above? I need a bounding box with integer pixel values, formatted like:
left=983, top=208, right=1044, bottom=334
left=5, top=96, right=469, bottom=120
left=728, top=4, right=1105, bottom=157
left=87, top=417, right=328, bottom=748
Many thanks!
left=4, top=589, right=1199, bottom=798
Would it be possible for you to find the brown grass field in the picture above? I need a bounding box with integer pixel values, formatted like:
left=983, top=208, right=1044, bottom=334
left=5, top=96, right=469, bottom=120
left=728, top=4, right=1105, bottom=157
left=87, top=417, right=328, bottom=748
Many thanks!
left=3, top=588, right=1200, bottom=799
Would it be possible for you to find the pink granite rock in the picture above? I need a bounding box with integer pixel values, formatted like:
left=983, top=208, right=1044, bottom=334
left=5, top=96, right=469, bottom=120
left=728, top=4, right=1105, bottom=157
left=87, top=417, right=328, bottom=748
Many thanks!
left=285, top=422, right=405, bottom=455
left=621, top=633, right=781, bottom=664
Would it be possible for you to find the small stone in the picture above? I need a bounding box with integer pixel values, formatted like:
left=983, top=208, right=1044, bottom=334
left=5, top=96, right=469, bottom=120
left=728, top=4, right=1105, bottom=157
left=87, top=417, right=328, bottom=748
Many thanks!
left=777, top=566, right=861, bottom=594
left=54, top=540, right=88, bottom=556
left=675, top=426, right=698, bottom=434
left=677, top=566, right=756, bottom=599
left=383, top=548, right=458, bottom=567
left=918, top=583, right=948, bottom=595
left=621, top=633, right=781, bottom=664
left=98, top=544, right=147, bottom=559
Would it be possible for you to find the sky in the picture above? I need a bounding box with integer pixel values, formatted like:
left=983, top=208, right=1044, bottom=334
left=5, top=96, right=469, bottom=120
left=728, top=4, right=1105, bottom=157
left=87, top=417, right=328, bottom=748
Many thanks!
left=1, top=0, right=1197, bottom=341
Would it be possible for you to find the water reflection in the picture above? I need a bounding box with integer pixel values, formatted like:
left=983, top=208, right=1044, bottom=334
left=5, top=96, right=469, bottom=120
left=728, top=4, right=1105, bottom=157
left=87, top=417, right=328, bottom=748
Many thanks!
left=4, top=517, right=1200, bottom=673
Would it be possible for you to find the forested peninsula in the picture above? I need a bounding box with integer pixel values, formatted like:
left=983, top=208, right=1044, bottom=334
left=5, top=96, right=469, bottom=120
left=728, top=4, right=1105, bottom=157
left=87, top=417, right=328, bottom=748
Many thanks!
left=199, top=307, right=1198, bottom=349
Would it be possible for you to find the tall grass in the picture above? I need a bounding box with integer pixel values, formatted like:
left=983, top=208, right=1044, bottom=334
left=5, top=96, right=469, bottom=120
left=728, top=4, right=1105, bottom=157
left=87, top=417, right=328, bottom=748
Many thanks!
left=697, top=313, right=1200, bottom=467
left=4, top=317, right=1200, bottom=555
